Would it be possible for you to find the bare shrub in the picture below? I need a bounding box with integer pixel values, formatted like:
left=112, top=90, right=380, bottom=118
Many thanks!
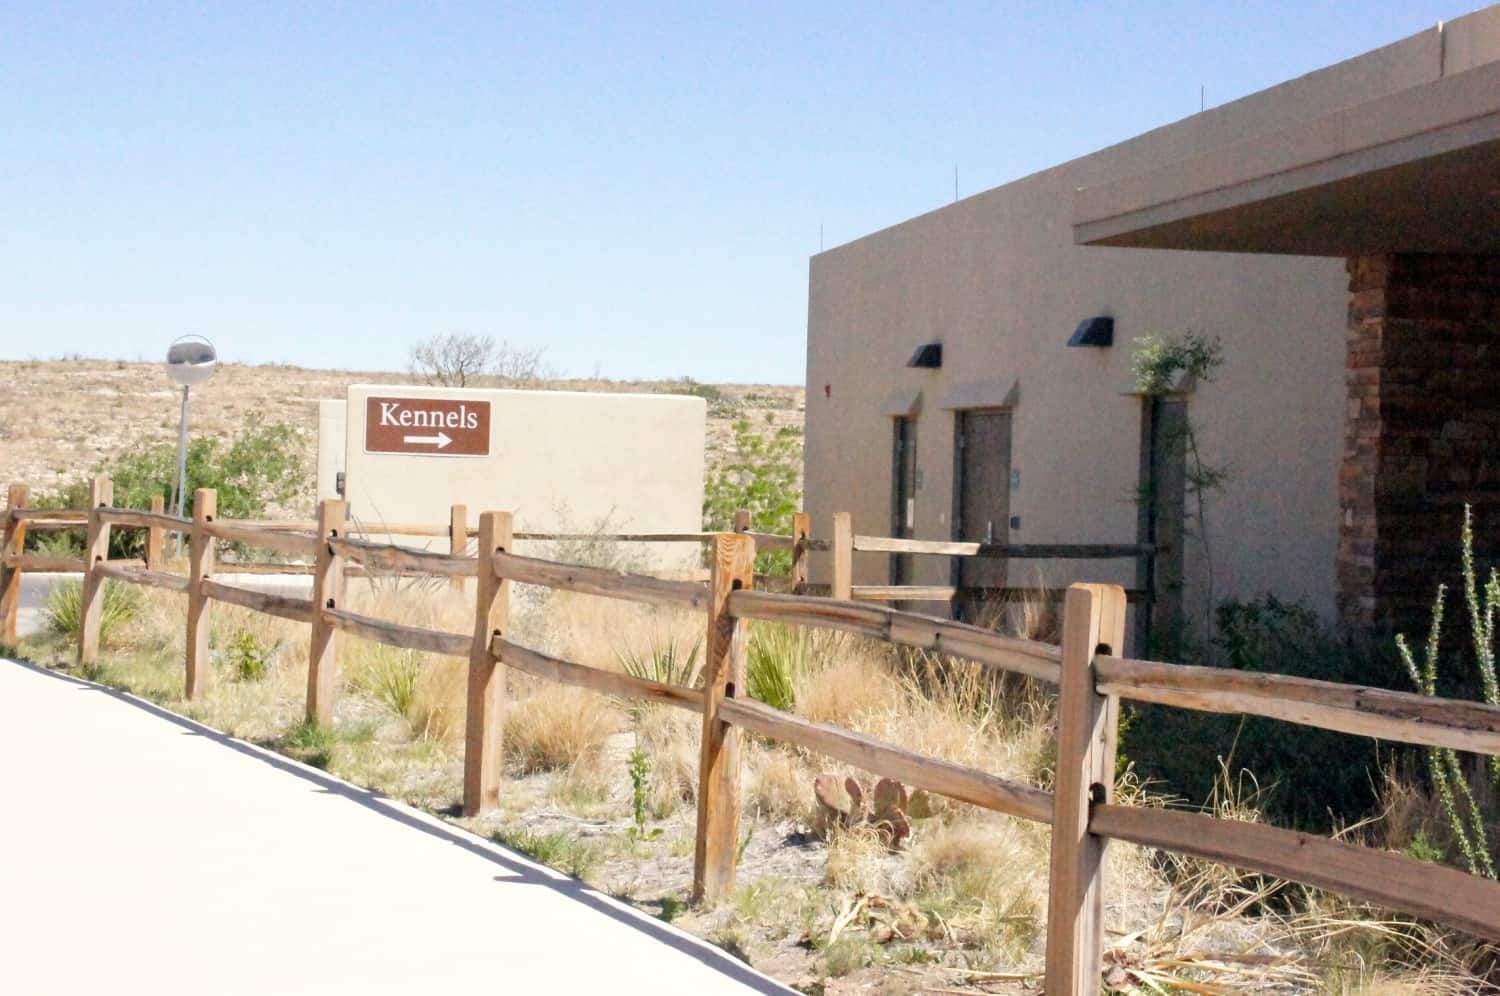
left=408, top=333, right=549, bottom=387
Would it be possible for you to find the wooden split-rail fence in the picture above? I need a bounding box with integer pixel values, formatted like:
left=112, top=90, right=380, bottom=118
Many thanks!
left=825, top=510, right=1154, bottom=605
left=4, top=479, right=1500, bottom=995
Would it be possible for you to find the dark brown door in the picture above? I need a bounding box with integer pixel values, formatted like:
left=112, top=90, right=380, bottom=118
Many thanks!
left=891, top=417, right=917, bottom=585
left=1139, top=398, right=1186, bottom=652
left=955, top=410, right=1012, bottom=606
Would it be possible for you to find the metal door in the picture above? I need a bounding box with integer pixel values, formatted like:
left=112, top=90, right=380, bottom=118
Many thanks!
left=890, top=417, right=917, bottom=585
left=955, top=410, right=1012, bottom=601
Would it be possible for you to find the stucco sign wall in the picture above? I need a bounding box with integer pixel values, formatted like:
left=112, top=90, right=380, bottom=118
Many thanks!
left=364, top=396, right=491, bottom=456
left=327, top=384, right=707, bottom=570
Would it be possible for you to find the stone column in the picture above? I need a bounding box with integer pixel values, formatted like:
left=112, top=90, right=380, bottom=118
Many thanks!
left=1339, top=254, right=1500, bottom=639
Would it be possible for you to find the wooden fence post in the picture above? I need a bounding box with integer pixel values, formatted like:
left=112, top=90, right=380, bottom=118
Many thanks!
left=733, top=508, right=752, bottom=533
left=832, top=511, right=852, bottom=600
left=307, top=498, right=347, bottom=725
left=78, top=475, right=114, bottom=666
left=184, top=488, right=216, bottom=699
left=146, top=494, right=165, bottom=572
left=0, top=483, right=30, bottom=645
left=1045, top=583, right=1127, bottom=996
left=463, top=510, right=512, bottom=816
left=693, top=531, right=755, bottom=905
left=790, top=511, right=810, bottom=595
left=449, top=503, right=468, bottom=594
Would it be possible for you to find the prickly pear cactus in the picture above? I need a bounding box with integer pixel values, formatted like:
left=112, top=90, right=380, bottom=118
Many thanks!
left=869, top=777, right=911, bottom=848
left=812, top=773, right=937, bottom=849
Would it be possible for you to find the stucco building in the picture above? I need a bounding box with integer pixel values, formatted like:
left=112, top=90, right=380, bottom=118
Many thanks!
left=804, top=7, right=1500, bottom=649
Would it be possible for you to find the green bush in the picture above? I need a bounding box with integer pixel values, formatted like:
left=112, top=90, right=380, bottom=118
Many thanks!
left=221, top=629, right=274, bottom=682
left=1123, top=595, right=1410, bottom=832
left=354, top=644, right=424, bottom=718
left=43, top=579, right=141, bottom=647
left=703, top=418, right=802, bottom=575
left=30, top=417, right=308, bottom=559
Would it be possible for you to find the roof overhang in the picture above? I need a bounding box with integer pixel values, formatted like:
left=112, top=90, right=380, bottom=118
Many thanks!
left=1073, top=59, right=1500, bottom=256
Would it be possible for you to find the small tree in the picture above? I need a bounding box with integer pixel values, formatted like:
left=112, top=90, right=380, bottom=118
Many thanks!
left=703, top=417, right=802, bottom=574
left=409, top=333, right=550, bottom=387
left=492, top=341, right=550, bottom=385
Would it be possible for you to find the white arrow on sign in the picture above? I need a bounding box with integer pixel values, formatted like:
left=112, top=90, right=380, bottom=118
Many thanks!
left=403, top=431, right=452, bottom=449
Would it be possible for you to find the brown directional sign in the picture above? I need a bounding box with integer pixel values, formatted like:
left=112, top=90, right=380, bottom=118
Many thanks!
left=364, top=396, right=491, bottom=456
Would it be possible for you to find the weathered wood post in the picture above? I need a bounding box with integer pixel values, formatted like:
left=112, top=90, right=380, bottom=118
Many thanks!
left=306, top=498, right=347, bottom=725
left=790, top=511, right=810, bottom=595
left=831, top=511, right=852, bottom=600
left=78, top=475, right=114, bottom=666
left=1045, top=583, right=1127, bottom=996
left=184, top=488, right=216, bottom=699
left=145, top=494, right=165, bottom=572
left=693, top=531, right=755, bottom=905
left=0, top=483, right=30, bottom=644
left=463, top=510, right=512, bottom=816
left=449, top=503, right=468, bottom=595
left=732, top=508, right=752, bottom=534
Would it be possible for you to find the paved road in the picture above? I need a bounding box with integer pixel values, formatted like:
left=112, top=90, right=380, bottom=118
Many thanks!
left=0, top=660, right=790, bottom=995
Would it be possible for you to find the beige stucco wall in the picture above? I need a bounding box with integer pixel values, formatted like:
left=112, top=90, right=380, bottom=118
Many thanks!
left=800, top=11, right=1483, bottom=629
left=332, top=385, right=706, bottom=568
left=315, top=399, right=346, bottom=503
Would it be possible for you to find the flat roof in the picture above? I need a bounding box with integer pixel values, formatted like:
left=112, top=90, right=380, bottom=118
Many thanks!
left=1073, top=7, right=1500, bottom=256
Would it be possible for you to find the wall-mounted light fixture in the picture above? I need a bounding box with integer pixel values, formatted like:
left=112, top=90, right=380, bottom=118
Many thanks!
left=907, top=342, right=942, bottom=368
left=1067, top=316, right=1114, bottom=348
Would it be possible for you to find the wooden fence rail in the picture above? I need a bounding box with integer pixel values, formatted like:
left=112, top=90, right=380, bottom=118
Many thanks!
left=7, top=479, right=1500, bottom=993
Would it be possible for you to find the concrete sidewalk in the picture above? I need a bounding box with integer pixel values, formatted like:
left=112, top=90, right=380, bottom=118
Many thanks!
left=0, top=660, right=791, bottom=995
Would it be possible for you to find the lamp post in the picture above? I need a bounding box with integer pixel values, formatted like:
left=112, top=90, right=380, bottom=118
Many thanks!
left=164, top=336, right=218, bottom=521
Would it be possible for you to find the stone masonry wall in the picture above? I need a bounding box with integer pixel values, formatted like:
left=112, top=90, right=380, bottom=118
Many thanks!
left=1339, top=254, right=1500, bottom=639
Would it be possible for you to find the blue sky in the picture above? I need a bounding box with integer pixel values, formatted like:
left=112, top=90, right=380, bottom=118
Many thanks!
left=0, top=2, right=1461, bottom=383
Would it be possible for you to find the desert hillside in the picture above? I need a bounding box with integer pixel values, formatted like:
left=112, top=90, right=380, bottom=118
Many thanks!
left=0, top=359, right=805, bottom=511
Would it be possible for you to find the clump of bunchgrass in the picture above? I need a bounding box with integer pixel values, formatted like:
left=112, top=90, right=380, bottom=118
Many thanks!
left=505, top=683, right=619, bottom=774
left=900, top=818, right=1045, bottom=961
left=744, top=744, right=814, bottom=823
left=282, top=720, right=337, bottom=770
left=349, top=643, right=422, bottom=719
left=632, top=702, right=699, bottom=817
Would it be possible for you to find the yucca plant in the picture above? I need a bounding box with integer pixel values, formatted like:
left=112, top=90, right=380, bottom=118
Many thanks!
left=616, top=635, right=702, bottom=688
left=747, top=623, right=809, bottom=712
left=44, top=579, right=141, bottom=648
